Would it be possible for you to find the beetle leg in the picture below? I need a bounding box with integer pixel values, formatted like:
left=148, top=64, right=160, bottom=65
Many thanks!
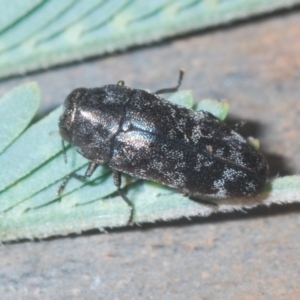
left=84, top=162, right=99, bottom=177
left=61, top=140, right=68, bottom=163
left=57, top=162, right=98, bottom=195
left=188, top=196, right=218, bottom=208
left=155, top=69, right=184, bottom=94
left=113, top=170, right=135, bottom=225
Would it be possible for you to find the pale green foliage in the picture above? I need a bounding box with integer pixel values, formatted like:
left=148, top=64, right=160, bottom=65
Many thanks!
left=0, top=83, right=299, bottom=241
left=0, top=0, right=299, bottom=78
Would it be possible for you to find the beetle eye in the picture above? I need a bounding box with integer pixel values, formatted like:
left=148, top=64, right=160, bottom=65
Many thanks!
left=59, top=127, right=71, bottom=143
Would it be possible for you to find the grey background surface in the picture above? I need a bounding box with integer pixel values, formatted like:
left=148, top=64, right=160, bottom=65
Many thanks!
left=1, top=10, right=300, bottom=300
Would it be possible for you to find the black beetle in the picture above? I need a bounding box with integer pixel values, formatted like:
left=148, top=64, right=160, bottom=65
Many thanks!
left=58, top=70, right=268, bottom=223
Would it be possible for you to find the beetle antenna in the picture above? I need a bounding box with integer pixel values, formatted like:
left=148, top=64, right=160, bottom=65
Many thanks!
left=61, top=140, right=68, bottom=163
left=154, top=69, right=185, bottom=94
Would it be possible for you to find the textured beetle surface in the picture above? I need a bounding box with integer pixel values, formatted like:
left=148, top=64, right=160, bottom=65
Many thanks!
left=59, top=83, right=268, bottom=201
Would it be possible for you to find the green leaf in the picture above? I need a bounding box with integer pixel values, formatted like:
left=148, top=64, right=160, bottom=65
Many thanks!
left=194, top=99, right=229, bottom=121
left=0, top=107, right=62, bottom=193
left=1, top=0, right=300, bottom=78
left=0, top=82, right=39, bottom=154
left=0, top=83, right=299, bottom=242
left=0, top=0, right=44, bottom=33
left=167, top=90, right=194, bottom=108
left=1, top=175, right=300, bottom=241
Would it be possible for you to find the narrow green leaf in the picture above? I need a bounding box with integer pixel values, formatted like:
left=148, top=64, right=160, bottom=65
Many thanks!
left=167, top=90, right=194, bottom=108
left=1, top=175, right=300, bottom=241
left=0, top=0, right=75, bottom=52
left=0, top=148, right=87, bottom=212
left=0, top=82, right=39, bottom=154
left=7, top=165, right=109, bottom=216
left=1, top=0, right=300, bottom=78
left=0, top=0, right=44, bottom=33
left=0, top=106, right=62, bottom=193
left=194, top=99, right=229, bottom=121
left=33, top=0, right=106, bottom=43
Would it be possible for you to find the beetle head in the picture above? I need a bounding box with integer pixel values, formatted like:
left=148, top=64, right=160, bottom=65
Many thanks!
left=59, top=87, right=123, bottom=164
left=59, top=88, right=85, bottom=144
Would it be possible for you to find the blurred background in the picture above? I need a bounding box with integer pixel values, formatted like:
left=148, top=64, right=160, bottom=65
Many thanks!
left=0, top=1, right=300, bottom=299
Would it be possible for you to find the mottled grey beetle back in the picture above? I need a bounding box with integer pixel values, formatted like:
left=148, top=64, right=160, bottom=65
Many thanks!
left=58, top=71, right=269, bottom=223
left=108, top=88, right=268, bottom=199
